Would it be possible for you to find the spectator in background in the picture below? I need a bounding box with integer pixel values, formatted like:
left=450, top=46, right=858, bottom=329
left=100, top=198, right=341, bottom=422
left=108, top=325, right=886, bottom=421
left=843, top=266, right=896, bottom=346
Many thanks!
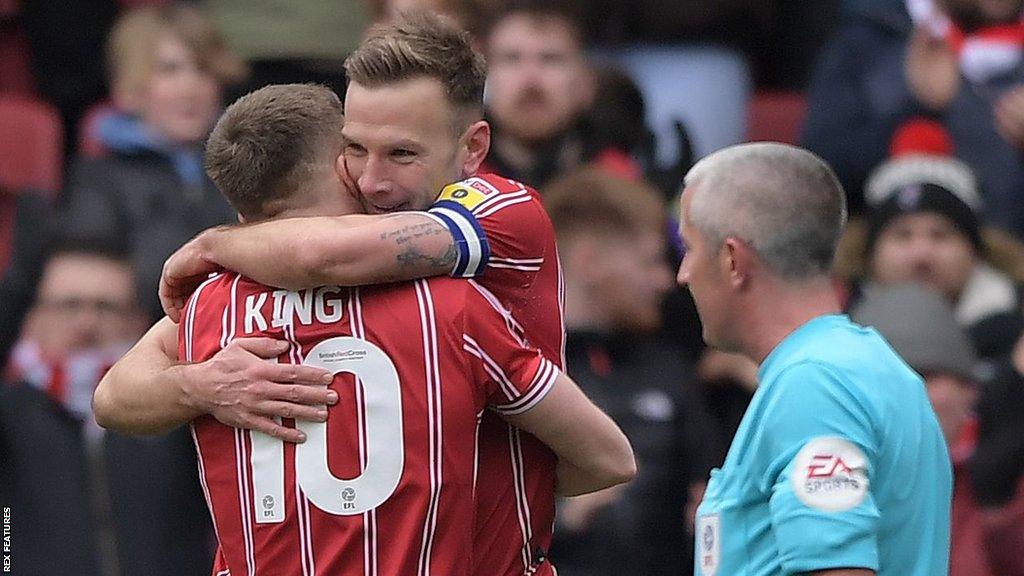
left=834, top=122, right=1024, bottom=360
left=0, top=186, right=54, bottom=364
left=372, top=0, right=483, bottom=30
left=16, top=0, right=119, bottom=156
left=802, top=0, right=1024, bottom=233
left=0, top=238, right=213, bottom=576
left=851, top=284, right=1024, bottom=576
left=585, top=67, right=650, bottom=181
left=209, top=0, right=367, bottom=98
left=545, top=169, right=719, bottom=575
left=581, top=0, right=756, bottom=163
left=692, top=348, right=758, bottom=450
left=61, top=4, right=245, bottom=322
left=479, top=0, right=695, bottom=194
left=479, top=0, right=598, bottom=189
left=587, top=65, right=695, bottom=197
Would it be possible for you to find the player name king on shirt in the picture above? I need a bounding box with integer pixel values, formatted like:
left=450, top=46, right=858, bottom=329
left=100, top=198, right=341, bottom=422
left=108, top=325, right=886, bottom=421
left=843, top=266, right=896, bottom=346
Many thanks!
left=243, top=286, right=346, bottom=335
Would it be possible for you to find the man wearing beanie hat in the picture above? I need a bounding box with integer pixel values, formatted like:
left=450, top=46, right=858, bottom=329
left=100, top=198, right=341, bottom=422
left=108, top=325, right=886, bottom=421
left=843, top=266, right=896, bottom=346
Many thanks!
left=859, top=149, right=1024, bottom=360
left=851, top=283, right=1024, bottom=576
left=867, top=182, right=983, bottom=255
left=802, top=0, right=1024, bottom=236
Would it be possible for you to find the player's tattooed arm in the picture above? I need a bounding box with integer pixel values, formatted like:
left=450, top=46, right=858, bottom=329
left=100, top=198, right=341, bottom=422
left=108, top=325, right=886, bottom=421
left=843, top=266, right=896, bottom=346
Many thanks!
left=302, top=212, right=458, bottom=282
left=387, top=219, right=459, bottom=271
left=160, top=213, right=459, bottom=321
left=396, top=243, right=459, bottom=269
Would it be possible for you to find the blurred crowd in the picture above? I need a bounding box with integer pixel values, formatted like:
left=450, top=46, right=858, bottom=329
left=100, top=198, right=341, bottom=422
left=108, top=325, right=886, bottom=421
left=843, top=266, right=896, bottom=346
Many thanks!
left=1, top=0, right=1023, bottom=575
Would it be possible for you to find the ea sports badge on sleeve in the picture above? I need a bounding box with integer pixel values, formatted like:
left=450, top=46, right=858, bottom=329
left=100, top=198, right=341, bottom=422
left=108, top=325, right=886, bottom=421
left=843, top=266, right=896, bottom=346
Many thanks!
left=697, top=513, right=720, bottom=576
left=790, top=436, right=870, bottom=512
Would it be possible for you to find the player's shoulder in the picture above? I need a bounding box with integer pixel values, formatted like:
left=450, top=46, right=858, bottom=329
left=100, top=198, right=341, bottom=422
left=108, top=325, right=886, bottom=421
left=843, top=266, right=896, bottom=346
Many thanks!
left=383, top=277, right=485, bottom=334
left=186, top=272, right=232, bottom=310
left=414, top=277, right=511, bottom=319
left=395, top=275, right=467, bottom=292
left=385, top=276, right=473, bottom=309
left=427, top=275, right=488, bottom=307
left=180, top=273, right=234, bottom=358
left=186, top=272, right=276, bottom=318
left=199, top=272, right=269, bottom=298
left=465, top=173, right=535, bottom=195
left=435, top=173, right=540, bottom=216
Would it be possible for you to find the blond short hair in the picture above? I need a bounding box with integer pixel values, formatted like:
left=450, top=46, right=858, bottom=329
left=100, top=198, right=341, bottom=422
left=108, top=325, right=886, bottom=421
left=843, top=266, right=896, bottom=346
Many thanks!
left=107, top=4, right=246, bottom=95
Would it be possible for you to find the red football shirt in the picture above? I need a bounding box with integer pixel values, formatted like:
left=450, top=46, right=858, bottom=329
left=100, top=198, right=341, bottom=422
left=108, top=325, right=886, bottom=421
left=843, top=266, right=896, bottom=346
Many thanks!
left=428, top=174, right=565, bottom=575
left=180, top=273, right=559, bottom=576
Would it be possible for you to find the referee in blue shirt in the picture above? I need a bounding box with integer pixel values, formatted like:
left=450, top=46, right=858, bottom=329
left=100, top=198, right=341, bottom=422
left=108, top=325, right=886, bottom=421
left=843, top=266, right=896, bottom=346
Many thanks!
left=677, top=143, right=951, bottom=576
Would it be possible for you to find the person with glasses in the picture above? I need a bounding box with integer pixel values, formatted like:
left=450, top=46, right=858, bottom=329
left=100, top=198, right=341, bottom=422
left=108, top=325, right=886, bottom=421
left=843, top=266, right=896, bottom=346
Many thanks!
left=0, top=237, right=212, bottom=576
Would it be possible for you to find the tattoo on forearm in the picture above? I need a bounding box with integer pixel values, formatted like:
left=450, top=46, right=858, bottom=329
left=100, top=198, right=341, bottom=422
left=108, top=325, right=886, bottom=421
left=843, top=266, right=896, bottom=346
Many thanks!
left=397, top=243, right=458, bottom=269
left=380, top=221, right=446, bottom=244
left=388, top=220, right=458, bottom=270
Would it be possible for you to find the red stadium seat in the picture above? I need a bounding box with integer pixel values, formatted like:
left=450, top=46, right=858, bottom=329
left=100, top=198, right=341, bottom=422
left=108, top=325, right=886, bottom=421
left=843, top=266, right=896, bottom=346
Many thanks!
left=746, top=92, right=808, bottom=145
left=0, top=96, right=63, bottom=195
left=77, top=101, right=117, bottom=158
left=0, top=24, right=35, bottom=96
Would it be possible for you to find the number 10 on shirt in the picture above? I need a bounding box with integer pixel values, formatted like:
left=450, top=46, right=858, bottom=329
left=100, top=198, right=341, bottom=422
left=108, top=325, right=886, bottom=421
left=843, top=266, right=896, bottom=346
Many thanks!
left=248, top=337, right=406, bottom=522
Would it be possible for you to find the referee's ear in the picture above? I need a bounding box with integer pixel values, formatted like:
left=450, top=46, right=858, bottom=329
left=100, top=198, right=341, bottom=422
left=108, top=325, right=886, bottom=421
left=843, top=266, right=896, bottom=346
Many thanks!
left=723, top=237, right=755, bottom=289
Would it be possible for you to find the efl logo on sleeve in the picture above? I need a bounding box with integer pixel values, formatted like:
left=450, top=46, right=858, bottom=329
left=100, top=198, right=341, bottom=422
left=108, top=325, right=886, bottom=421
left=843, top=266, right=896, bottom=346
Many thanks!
left=790, top=436, right=869, bottom=512
left=437, top=179, right=497, bottom=211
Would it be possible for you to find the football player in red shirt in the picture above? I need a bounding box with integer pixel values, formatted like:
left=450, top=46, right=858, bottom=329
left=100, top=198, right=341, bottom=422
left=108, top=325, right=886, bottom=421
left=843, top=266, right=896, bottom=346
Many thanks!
left=96, top=13, right=602, bottom=576
left=108, top=82, right=632, bottom=576
left=186, top=271, right=567, bottom=576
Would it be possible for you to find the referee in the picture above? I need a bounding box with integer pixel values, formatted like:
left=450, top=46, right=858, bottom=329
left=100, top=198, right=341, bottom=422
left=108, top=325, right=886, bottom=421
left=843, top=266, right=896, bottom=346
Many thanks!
left=677, top=143, right=951, bottom=576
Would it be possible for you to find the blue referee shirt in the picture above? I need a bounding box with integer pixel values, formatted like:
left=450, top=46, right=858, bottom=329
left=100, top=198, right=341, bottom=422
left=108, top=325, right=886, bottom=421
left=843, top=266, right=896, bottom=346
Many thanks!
left=695, top=314, right=951, bottom=576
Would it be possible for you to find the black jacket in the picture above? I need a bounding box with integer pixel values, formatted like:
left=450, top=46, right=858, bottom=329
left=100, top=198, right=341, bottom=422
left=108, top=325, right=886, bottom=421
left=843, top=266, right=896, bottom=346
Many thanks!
left=0, top=189, right=54, bottom=363
left=61, top=144, right=235, bottom=322
left=801, top=2, right=1024, bottom=231
left=552, top=331, right=720, bottom=576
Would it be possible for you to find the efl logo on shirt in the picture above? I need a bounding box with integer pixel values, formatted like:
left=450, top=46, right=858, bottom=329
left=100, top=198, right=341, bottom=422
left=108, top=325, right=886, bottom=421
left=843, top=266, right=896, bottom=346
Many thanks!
left=437, top=178, right=499, bottom=211
left=791, top=436, right=869, bottom=512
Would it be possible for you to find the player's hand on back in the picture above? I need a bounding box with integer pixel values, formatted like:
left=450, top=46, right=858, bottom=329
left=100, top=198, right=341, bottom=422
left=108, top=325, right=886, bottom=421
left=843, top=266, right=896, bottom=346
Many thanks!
left=161, top=228, right=224, bottom=323
left=185, top=337, right=338, bottom=443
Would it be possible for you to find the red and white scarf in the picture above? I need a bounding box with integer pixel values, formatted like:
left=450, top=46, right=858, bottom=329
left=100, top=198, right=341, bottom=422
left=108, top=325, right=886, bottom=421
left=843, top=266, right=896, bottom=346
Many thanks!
left=5, top=340, right=125, bottom=421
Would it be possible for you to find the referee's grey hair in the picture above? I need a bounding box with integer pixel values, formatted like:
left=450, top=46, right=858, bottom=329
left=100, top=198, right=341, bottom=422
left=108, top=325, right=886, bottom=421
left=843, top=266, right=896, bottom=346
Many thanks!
left=684, top=142, right=848, bottom=279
